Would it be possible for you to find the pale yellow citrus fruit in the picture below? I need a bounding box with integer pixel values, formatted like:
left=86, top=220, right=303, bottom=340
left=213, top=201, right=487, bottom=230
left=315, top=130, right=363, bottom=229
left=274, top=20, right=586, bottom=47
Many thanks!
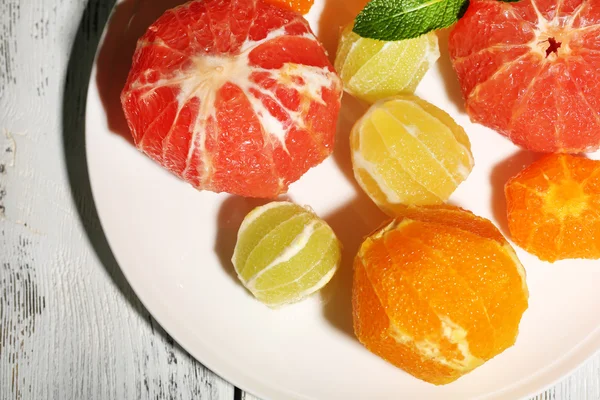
left=335, top=26, right=440, bottom=103
left=351, top=95, right=474, bottom=216
left=232, top=201, right=341, bottom=308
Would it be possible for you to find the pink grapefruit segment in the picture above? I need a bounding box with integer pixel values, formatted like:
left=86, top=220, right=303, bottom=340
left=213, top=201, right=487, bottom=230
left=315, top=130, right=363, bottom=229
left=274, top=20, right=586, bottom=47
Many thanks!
left=449, top=0, right=600, bottom=153
left=121, top=0, right=342, bottom=198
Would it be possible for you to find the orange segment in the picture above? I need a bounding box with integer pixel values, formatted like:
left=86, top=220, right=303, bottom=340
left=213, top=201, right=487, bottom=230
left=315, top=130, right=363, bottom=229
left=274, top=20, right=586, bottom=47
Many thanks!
left=352, top=258, right=458, bottom=385
left=266, top=0, right=314, bottom=14
left=361, top=227, right=442, bottom=340
left=395, top=205, right=506, bottom=243
left=352, top=205, right=529, bottom=385
left=384, top=227, right=495, bottom=361
left=402, top=220, right=527, bottom=355
left=506, top=154, right=600, bottom=262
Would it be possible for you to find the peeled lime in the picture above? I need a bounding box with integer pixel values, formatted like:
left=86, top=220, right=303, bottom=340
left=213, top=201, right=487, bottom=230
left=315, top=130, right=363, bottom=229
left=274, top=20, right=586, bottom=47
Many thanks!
left=232, top=201, right=341, bottom=308
left=335, top=25, right=440, bottom=103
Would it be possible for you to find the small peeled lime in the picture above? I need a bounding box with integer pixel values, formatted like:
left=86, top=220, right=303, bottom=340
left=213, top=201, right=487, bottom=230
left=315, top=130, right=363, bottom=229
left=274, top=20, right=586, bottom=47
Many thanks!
left=335, top=25, right=440, bottom=103
left=232, top=201, right=341, bottom=308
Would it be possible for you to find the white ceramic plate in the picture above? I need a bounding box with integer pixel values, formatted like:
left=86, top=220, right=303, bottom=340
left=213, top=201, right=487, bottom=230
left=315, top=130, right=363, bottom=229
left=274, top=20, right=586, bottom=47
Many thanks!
left=86, top=1, right=600, bottom=399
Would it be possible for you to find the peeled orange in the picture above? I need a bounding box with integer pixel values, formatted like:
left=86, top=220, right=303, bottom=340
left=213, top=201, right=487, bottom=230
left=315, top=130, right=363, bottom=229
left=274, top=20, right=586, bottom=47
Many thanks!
left=353, top=205, right=529, bottom=385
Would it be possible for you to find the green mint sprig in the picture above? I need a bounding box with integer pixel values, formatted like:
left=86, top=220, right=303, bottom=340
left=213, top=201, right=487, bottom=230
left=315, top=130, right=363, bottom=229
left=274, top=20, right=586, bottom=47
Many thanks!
left=352, top=0, right=518, bottom=41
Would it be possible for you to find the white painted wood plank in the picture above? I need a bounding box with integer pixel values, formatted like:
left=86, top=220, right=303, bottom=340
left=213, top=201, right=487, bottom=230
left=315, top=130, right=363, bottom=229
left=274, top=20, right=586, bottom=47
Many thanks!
left=0, top=0, right=233, bottom=399
left=530, top=355, right=600, bottom=400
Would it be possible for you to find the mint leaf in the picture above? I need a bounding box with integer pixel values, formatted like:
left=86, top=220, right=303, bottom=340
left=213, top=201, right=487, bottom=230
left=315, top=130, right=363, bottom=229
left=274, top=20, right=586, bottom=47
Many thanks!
left=353, top=0, right=470, bottom=41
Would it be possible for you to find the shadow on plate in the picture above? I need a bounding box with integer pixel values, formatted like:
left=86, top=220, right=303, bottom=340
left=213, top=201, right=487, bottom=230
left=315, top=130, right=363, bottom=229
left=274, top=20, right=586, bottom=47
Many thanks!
left=318, top=0, right=368, bottom=61
left=95, top=0, right=188, bottom=145
left=321, top=195, right=386, bottom=338
left=62, top=0, right=197, bottom=351
left=332, top=94, right=369, bottom=186
left=322, top=91, right=387, bottom=338
left=214, top=195, right=272, bottom=290
left=436, top=28, right=465, bottom=113
left=490, top=150, right=541, bottom=235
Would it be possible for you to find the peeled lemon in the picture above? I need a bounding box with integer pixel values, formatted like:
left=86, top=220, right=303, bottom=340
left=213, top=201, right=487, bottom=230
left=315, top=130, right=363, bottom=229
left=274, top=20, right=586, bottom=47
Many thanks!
left=351, top=95, right=474, bottom=216
left=335, top=26, right=440, bottom=103
left=232, top=201, right=341, bottom=308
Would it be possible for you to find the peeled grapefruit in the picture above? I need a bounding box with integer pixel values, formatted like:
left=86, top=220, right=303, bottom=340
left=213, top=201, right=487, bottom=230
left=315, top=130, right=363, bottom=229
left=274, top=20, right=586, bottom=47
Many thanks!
left=449, top=0, right=600, bottom=153
left=121, top=0, right=342, bottom=198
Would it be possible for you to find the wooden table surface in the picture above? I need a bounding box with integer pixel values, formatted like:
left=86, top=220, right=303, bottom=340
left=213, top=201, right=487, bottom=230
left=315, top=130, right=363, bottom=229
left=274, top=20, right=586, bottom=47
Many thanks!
left=1, top=0, right=599, bottom=399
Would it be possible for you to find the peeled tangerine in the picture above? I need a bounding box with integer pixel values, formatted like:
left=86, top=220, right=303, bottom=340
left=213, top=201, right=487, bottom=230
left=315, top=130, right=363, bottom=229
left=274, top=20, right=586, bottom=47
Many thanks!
left=232, top=201, right=341, bottom=308
left=506, top=154, right=600, bottom=262
left=353, top=205, right=529, bottom=385
left=335, top=26, right=440, bottom=103
left=351, top=95, right=474, bottom=216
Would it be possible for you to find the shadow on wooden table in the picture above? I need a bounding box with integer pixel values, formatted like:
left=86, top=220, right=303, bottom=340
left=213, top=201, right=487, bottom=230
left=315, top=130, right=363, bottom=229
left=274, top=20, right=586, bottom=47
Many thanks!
left=61, top=0, right=201, bottom=357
